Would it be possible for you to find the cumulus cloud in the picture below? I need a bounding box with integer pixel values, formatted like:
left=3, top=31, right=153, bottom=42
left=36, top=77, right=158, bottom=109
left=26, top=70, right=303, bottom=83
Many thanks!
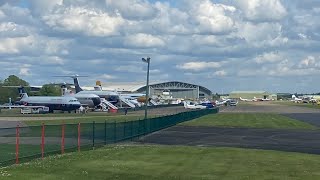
left=213, top=70, right=227, bottom=77
left=190, top=1, right=236, bottom=34
left=0, top=0, right=320, bottom=92
left=255, top=51, right=283, bottom=64
left=124, top=33, right=165, bottom=48
left=42, top=6, right=125, bottom=37
left=234, top=0, right=287, bottom=21
left=106, top=0, right=157, bottom=20
left=177, top=61, right=223, bottom=71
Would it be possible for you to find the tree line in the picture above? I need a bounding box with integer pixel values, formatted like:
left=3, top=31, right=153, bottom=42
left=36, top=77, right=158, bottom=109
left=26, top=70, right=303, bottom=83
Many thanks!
left=0, top=75, right=62, bottom=104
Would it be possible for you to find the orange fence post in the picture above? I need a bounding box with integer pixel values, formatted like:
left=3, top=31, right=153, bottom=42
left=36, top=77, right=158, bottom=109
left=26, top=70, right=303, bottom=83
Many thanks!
left=41, top=123, right=45, bottom=159
left=78, top=123, right=81, bottom=152
left=61, top=123, right=65, bottom=154
left=15, top=125, right=20, bottom=164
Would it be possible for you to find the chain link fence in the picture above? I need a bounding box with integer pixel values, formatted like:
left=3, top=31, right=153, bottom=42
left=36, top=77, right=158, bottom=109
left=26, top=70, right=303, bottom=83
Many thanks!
left=0, top=108, right=218, bottom=167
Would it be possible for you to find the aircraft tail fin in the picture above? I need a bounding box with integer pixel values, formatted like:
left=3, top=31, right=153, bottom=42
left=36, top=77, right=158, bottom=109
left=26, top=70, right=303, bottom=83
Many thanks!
left=73, top=77, right=83, bottom=93
left=18, top=87, right=28, bottom=98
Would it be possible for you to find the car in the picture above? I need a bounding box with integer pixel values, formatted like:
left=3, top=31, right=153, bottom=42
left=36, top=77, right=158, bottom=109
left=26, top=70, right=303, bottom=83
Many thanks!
left=229, top=100, right=238, bottom=106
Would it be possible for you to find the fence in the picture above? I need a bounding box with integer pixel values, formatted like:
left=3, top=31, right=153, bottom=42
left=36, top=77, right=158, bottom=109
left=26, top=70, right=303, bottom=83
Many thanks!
left=0, top=108, right=218, bottom=167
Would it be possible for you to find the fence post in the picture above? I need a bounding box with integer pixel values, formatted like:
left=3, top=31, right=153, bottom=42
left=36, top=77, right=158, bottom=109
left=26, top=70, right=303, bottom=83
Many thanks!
left=61, top=123, right=65, bottom=155
left=92, top=121, right=95, bottom=150
left=41, top=123, right=45, bottom=159
left=130, top=120, right=133, bottom=140
left=78, top=123, right=81, bottom=152
left=124, top=119, right=126, bottom=139
left=114, top=120, right=117, bottom=143
left=104, top=120, right=107, bottom=145
left=15, top=125, right=20, bottom=164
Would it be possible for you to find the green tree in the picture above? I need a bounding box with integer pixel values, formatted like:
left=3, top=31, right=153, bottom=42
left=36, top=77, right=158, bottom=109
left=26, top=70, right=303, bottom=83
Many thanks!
left=3, top=75, right=29, bottom=86
left=39, top=84, right=61, bottom=96
left=0, top=75, right=30, bottom=104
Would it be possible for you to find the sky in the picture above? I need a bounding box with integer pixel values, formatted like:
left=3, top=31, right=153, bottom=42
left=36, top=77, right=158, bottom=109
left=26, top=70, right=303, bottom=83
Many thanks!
left=0, top=0, right=319, bottom=94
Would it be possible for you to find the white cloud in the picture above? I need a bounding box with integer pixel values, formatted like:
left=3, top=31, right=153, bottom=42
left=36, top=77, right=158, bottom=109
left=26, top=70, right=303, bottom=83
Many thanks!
left=99, top=74, right=116, bottom=80
left=124, top=33, right=165, bottom=48
left=214, top=70, right=227, bottom=77
left=0, top=36, right=34, bottom=54
left=177, top=61, right=223, bottom=71
left=255, top=52, right=283, bottom=64
left=235, top=0, right=287, bottom=21
left=298, top=56, right=320, bottom=68
left=42, top=6, right=125, bottom=37
left=191, top=1, right=236, bottom=34
left=106, top=0, right=157, bottom=20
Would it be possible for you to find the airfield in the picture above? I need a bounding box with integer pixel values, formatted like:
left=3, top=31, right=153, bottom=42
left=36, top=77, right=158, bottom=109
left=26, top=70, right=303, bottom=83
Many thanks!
left=1, top=102, right=320, bottom=179
left=139, top=102, right=320, bottom=155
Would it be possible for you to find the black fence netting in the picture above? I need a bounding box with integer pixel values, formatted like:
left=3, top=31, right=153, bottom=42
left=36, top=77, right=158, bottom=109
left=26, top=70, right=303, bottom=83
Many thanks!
left=0, top=108, right=218, bottom=167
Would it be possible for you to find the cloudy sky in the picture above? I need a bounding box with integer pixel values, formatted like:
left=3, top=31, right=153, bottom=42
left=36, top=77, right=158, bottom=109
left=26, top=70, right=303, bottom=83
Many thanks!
left=0, top=0, right=319, bottom=93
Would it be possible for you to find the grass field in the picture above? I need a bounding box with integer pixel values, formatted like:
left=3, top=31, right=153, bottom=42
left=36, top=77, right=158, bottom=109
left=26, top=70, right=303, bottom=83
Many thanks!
left=272, top=101, right=320, bottom=109
left=1, top=145, right=320, bottom=179
left=181, top=113, right=317, bottom=130
left=23, top=114, right=146, bottom=126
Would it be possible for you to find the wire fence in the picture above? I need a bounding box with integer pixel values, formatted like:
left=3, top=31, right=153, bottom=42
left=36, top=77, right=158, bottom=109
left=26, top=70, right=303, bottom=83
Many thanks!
left=0, top=108, right=219, bottom=167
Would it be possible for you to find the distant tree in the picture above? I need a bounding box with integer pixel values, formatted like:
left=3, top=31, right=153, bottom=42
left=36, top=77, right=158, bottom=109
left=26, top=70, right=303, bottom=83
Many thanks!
left=39, top=84, right=61, bottom=96
left=0, top=75, right=29, bottom=104
left=3, top=75, right=29, bottom=86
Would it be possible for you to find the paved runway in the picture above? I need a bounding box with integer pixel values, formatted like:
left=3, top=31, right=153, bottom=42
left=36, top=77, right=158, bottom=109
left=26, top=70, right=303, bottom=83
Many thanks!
left=139, top=126, right=320, bottom=154
left=282, top=113, right=320, bottom=127
left=138, top=103, right=320, bottom=154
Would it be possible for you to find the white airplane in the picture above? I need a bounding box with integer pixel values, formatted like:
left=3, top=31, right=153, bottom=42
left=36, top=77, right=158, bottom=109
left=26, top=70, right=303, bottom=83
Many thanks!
left=291, top=95, right=303, bottom=103
left=60, top=84, right=101, bottom=108
left=183, top=101, right=207, bottom=109
left=3, top=87, right=81, bottom=113
left=239, top=97, right=257, bottom=102
left=253, top=97, right=271, bottom=101
left=55, top=75, right=119, bottom=103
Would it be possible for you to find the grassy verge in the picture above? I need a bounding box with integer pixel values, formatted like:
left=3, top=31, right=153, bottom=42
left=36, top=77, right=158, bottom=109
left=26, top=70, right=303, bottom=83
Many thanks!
left=272, top=101, right=320, bottom=109
left=2, top=145, right=320, bottom=179
left=23, top=114, right=145, bottom=126
left=180, top=113, right=317, bottom=130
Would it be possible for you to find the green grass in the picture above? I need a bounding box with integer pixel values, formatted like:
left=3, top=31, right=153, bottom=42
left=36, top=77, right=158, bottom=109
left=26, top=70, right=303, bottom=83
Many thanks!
left=181, top=113, right=317, bottom=130
left=23, top=114, right=146, bottom=126
left=2, top=145, right=320, bottom=179
left=272, top=101, right=320, bottom=109
left=0, top=144, right=61, bottom=165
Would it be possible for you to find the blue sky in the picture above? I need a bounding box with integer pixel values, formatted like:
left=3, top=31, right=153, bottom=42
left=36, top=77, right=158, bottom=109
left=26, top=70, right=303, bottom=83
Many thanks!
left=0, top=0, right=319, bottom=93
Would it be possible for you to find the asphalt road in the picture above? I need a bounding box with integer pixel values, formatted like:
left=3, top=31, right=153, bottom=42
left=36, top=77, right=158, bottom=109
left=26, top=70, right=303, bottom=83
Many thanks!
left=138, top=103, right=320, bottom=154
left=139, top=126, right=320, bottom=154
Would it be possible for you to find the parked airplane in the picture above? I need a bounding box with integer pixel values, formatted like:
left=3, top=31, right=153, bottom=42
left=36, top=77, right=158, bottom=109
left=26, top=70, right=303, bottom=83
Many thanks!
left=9, top=87, right=81, bottom=113
left=183, top=101, right=207, bottom=109
left=55, top=75, right=119, bottom=103
left=60, top=84, right=101, bottom=108
left=239, top=97, right=257, bottom=102
left=291, top=95, right=303, bottom=103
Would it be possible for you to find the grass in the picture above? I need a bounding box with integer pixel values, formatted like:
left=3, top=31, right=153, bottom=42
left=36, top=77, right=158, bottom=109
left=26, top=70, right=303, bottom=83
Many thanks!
left=23, top=114, right=146, bottom=126
left=181, top=113, right=317, bottom=130
left=1, top=145, right=320, bottom=179
left=0, top=144, right=61, bottom=166
left=272, top=101, right=320, bottom=109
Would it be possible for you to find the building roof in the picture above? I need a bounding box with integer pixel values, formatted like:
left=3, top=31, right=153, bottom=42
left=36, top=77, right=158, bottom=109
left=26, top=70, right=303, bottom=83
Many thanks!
left=81, top=81, right=211, bottom=93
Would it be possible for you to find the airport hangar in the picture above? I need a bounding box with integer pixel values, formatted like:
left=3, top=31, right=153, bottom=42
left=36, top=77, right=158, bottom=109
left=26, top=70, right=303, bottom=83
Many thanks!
left=229, top=91, right=277, bottom=100
left=83, top=81, right=213, bottom=100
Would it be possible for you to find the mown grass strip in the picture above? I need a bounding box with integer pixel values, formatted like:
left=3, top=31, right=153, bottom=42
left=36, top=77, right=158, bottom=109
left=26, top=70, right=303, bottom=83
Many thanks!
left=181, top=113, right=317, bottom=130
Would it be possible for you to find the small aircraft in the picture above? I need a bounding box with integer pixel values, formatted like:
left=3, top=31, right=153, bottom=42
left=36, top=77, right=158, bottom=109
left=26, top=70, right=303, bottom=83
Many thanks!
left=291, top=95, right=303, bottom=103
left=3, top=86, right=81, bottom=113
left=239, top=97, right=257, bottom=102
left=183, top=101, right=207, bottom=109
